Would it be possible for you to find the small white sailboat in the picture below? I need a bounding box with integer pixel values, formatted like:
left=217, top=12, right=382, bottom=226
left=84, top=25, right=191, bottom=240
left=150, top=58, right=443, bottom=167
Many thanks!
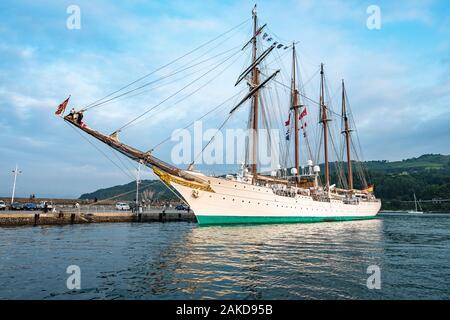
left=408, top=193, right=423, bottom=214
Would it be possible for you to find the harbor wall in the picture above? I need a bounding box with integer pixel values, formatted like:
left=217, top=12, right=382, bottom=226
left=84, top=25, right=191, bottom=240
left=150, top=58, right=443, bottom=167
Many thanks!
left=0, top=210, right=196, bottom=227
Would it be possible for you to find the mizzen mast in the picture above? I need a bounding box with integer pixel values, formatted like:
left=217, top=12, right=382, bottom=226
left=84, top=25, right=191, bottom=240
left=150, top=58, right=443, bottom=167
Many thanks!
left=341, top=79, right=353, bottom=191
left=320, top=63, right=330, bottom=192
left=250, top=5, right=260, bottom=183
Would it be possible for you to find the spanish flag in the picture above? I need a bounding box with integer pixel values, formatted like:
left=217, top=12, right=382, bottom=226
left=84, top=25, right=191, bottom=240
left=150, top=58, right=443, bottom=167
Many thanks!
left=365, top=185, right=374, bottom=193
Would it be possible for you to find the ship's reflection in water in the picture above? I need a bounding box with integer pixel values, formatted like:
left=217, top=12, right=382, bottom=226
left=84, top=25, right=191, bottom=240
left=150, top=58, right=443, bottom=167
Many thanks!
left=1, top=215, right=449, bottom=299
left=162, top=220, right=385, bottom=299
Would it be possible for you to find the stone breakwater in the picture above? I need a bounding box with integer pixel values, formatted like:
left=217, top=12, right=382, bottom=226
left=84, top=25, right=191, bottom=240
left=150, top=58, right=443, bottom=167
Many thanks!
left=0, top=210, right=196, bottom=227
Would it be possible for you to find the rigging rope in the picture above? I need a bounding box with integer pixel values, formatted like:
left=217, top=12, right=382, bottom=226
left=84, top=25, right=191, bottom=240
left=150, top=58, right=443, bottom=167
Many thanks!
left=190, top=114, right=233, bottom=168
left=114, top=48, right=243, bottom=133
left=126, top=49, right=246, bottom=131
left=80, top=18, right=250, bottom=111
left=84, top=45, right=243, bottom=111
left=148, top=89, right=247, bottom=152
left=269, top=76, right=343, bottom=119
left=64, top=122, right=135, bottom=181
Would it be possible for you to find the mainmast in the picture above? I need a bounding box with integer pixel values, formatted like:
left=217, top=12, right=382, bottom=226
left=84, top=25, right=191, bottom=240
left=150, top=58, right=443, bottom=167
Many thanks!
left=320, top=63, right=330, bottom=192
left=250, top=5, right=260, bottom=183
left=291, top=43, right=300, bottom=177
left=341, top=80, right=353, bottom=191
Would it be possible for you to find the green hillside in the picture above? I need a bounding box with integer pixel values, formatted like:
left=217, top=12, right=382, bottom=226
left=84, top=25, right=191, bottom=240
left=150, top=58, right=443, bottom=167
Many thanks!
left=79, top=180, right=178, bottom=202
left=365, top=154, right=450, bottom=211
left=79, top=154, right=450, bottom=211
left=365, top=154, right=450, bottom=173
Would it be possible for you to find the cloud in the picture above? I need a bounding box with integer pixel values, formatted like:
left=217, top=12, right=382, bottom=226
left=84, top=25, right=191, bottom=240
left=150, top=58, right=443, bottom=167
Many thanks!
left=0, top=89, right=57, bottom=120
left=382, top=0, right=437, bottom=25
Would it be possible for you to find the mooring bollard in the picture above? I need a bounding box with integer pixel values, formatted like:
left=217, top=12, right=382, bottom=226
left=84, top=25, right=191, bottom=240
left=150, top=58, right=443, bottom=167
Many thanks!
left=34, top=213, right=40, bottom=226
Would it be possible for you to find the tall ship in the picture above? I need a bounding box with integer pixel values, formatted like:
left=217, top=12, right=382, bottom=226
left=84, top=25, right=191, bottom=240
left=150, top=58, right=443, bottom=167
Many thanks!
left=56, top=6, right=381, bottom=225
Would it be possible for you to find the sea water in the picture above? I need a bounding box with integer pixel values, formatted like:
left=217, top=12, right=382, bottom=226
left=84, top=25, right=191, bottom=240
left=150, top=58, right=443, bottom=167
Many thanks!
left=0, top=214, right=449, bottom=299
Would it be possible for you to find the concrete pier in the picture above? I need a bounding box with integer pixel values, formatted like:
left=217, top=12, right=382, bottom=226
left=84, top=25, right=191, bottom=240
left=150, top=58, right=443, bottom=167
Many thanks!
left=0, top=210, right=196, bottom=227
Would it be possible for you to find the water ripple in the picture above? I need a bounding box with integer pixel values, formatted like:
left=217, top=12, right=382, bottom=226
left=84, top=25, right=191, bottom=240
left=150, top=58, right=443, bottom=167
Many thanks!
left=0, top=216, right=449, bottom=299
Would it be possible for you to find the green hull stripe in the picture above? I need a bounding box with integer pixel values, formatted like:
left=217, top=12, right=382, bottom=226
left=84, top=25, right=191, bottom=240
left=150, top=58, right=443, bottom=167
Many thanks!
left=196, top=215, right=378, bottom=226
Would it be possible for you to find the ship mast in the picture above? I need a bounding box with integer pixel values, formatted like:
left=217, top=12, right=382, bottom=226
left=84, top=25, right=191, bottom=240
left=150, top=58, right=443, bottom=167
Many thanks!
left=291, top=43, right=300, bottom=178
left=320, top=63, right=330, bottom=192
left=250, top=5, right=260, bottom=183
left=341, top=80, right=353, bottom=191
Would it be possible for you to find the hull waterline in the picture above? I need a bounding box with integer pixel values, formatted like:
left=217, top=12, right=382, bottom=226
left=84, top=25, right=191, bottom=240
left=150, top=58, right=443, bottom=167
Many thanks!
left=196, top=215, right=378, bottom=226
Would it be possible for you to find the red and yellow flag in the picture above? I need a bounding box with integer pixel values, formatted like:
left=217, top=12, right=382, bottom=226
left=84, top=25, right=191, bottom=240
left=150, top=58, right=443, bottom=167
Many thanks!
left=365, top=185, right=374, bottom=193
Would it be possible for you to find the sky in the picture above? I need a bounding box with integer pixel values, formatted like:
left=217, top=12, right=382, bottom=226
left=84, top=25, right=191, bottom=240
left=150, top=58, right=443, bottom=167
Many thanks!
left=0, top=0, right=449, bottom=198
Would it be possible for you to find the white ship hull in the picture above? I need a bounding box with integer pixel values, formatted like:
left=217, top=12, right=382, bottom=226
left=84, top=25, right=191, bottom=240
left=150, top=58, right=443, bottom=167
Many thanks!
left=157, top=170, right=381, bottom=225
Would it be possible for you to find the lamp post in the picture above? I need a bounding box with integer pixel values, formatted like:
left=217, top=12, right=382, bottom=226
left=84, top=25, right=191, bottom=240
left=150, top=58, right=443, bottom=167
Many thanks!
left=11, top=164, right=22, bottom=204
left=136, top=161, right=142, bottom=213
